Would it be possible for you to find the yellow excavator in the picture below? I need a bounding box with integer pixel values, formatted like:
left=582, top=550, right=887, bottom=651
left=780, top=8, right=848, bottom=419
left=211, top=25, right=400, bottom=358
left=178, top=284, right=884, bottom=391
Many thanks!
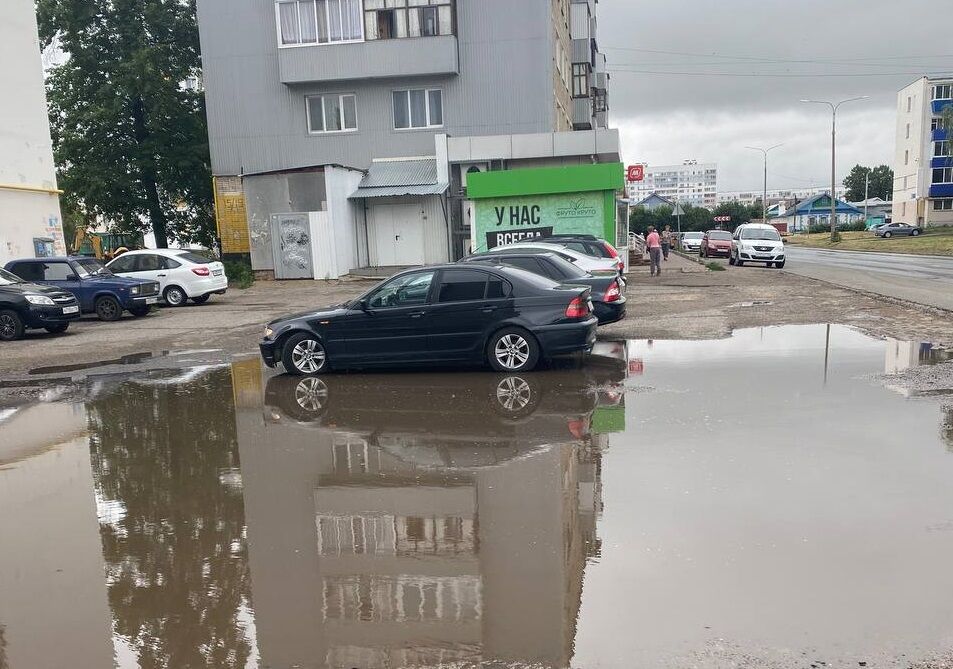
left=72, top=228, right=143, bottom=260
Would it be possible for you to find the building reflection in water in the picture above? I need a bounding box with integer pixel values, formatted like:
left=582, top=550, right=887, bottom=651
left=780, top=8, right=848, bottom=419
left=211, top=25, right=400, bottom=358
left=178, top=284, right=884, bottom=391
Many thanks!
left=235, top=354, right=626, bottom=669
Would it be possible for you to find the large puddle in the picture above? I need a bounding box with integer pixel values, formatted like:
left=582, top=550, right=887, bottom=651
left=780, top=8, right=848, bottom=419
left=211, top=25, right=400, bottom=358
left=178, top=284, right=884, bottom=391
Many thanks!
left=1, top=325, right=952, bottom=668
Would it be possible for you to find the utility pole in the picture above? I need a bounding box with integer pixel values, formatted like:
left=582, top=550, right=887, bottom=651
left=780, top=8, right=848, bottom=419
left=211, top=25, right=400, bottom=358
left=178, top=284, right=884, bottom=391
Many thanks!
left=801, top=96, right=870, bottom=241
left=864, top=170, right=870, bottom=224
left=745, top=144, right=783, bottom=224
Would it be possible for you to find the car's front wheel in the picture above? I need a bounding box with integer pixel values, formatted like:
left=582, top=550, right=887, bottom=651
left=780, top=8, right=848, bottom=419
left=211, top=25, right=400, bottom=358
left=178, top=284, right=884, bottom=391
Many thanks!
left=487, top=327, right=540, bottom=373
left=95, top=296, right=122, bottom=321
left=281, top=332, right=329, bottom=376
left=44, top=323, right=70, bottom=334
left=912, top=229, right=921, bottom=236
left=883, top=231, right=892, bottom=238
left=164, top=285, right=187, bottom=307
left=0, top=310, right=25, bottom=341
left=776, top=261, right=786, bottom=269
left=728, top=254, right=736, bottom=266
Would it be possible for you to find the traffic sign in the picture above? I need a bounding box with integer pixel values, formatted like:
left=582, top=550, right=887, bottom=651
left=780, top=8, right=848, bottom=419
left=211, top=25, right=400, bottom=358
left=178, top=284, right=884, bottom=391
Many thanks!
left=626, top=164, right=645, bottom=182
left=713, top=215, right=732, bottom=222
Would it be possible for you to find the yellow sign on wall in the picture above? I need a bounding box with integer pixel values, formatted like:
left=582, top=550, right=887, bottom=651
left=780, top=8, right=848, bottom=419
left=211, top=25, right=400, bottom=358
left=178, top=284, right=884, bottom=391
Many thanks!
left=213, top=177, right=250, bottom=254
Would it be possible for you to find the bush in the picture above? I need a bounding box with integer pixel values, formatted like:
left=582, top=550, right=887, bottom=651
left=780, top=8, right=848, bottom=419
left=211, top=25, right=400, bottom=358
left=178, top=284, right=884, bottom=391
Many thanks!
left=705, top=261, right=726, bottom=271
left=223, top=259, right=254, bottom=289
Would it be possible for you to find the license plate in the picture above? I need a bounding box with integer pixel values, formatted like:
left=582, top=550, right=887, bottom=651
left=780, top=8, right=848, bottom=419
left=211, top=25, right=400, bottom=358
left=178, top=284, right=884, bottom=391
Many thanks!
left=212, top=269, right=224, bottom=276
left=146, top=297, right=158, bottom=304
left=62, top=305, right=79, bottom=314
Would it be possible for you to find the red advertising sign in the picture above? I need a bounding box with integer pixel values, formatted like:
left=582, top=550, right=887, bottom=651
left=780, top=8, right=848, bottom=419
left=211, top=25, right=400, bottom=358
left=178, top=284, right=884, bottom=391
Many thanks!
left=626, top=164, right=645, bottom=183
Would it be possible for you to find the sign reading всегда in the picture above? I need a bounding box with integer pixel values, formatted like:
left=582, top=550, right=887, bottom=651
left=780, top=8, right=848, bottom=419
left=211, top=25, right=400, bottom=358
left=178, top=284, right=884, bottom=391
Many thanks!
left=474, top=192, right=605, bottom=250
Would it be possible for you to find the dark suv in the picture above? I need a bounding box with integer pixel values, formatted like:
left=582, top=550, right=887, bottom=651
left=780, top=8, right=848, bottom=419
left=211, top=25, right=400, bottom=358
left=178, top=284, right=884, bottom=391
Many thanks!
left=5, top=257, right=159, bottom=321
left=0, top=266, right=81, bottom=341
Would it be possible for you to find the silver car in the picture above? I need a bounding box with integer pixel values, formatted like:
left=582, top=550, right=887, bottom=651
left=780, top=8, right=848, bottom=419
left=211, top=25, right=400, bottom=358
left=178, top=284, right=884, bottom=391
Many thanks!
left=680, top=232, right=704, bottom=251
left=874, top=222, right=921, bottom=238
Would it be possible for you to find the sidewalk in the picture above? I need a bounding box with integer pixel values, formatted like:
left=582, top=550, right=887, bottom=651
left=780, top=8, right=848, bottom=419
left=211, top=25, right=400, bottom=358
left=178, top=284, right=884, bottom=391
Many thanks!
left=627, top=250, right=707, bottom=277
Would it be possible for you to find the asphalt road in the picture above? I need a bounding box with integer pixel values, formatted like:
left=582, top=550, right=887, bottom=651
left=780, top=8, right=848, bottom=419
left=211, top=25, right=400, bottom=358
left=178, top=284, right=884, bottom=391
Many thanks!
left=783, top=245, right=953, bottom=312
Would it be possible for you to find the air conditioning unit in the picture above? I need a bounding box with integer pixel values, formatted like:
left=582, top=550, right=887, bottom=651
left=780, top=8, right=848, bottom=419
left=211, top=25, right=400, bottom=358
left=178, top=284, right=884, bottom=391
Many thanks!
left=460, top=162, right=489, bottom=188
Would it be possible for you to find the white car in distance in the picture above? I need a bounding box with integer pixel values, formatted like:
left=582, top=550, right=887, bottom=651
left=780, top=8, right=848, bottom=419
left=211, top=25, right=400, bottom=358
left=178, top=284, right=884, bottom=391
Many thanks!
left=485, top=242, right=621, bottom=275
left=107, top=249, right=228, bottom=306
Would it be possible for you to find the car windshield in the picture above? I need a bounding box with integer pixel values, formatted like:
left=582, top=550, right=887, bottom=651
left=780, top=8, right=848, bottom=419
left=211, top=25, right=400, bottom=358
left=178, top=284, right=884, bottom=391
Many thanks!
left=740, top=228, right=782, bottom=241
left=545, top=255, right=589, bottom=279
left=708, top=231, right=732, bottom=240
left=0, top=268, right=23, bottom=285
left=683, top=233, right=703, bottom=239
left=74, top=258, right=112, bottom=276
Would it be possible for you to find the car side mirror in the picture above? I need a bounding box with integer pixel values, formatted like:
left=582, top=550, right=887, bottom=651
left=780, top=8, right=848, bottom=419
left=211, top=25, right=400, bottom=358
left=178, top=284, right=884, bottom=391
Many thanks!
left=357, top=298, right=369, bottom=311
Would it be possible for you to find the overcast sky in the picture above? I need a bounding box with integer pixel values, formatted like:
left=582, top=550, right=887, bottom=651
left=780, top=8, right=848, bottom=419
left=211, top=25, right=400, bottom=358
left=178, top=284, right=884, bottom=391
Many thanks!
left=598, top=0, right=953, bottom=193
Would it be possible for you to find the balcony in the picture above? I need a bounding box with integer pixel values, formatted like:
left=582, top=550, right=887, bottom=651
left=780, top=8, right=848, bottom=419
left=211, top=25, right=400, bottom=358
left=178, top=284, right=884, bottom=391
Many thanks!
left=933, top=128, right=949, bottom=141
left=278, top=35, right=458, bottom=85
left=932, top=157, right=953, bottom=168
left=929, top=184, right=953, bottom=197
left=931, top=99, right=952, bottom=114
left=573, top=97, right=593, bottom=130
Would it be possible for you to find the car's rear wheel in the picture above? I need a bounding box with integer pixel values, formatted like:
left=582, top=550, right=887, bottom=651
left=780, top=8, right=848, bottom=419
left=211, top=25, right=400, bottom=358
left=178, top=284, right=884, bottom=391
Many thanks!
left=0, top=310, right=25, bottom=341
left=44, top=323, right=69, bottom=334
left=282, top=332, right=329, bottom=376
left=129, top=306, right=151, bottom=317
left=487, top=327, right=540, bottom=373
left=164, top=285, right=187, bottom=307
left=191, top=295, right=210, bottom=304
left=95, top=296, right=122, bottom=321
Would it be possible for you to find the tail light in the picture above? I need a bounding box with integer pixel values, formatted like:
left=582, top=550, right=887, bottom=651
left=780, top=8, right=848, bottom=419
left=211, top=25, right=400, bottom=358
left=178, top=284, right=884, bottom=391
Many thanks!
left=191, top=266, right=210, bottom=276
left=565, top=296, right=590, bottom=318
left=604, top=280, right=621, bottom=303
left=567, top=418, right=588, bottom=439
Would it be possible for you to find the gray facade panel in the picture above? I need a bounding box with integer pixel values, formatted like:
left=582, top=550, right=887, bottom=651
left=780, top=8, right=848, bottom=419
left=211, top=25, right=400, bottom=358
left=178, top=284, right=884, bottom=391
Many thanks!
left=198, top=0, right=555, bottom=176
left=278, top=35, right=458, bottom=84
left=244, top=170, right=327, bottom=270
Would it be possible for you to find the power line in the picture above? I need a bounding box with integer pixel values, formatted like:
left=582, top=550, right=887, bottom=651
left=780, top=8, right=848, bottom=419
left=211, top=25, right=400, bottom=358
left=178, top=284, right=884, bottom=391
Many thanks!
left=603, top=45, right=953, bottom=65
left=607, top=68, right=953, bottom=78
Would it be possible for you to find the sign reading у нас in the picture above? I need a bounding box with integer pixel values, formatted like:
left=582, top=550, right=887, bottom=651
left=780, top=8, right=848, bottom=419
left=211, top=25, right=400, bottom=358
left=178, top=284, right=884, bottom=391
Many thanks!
left=475, top=192, right=604, bottom=250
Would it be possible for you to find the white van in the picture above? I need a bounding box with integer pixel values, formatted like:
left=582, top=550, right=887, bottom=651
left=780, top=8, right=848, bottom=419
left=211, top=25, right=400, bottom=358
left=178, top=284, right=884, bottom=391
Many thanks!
left=729, top=223, right=785, bottom=269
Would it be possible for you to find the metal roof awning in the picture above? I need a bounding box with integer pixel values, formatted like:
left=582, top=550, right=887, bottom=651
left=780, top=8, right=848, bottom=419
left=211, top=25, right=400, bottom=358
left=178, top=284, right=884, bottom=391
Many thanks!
left=350, top=157, right=448, bottom=199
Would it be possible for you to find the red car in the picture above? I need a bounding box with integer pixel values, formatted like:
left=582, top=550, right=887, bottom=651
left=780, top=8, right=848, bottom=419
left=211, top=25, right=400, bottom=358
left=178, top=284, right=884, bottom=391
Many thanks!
left=700, top=230, right=732, bottom=258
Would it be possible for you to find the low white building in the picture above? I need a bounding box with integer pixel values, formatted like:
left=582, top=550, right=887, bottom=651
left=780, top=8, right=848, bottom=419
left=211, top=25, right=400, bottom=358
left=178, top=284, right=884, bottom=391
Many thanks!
left=0, top=0, right=65, bottom=265
left=892, top=76, right=953, bottom=227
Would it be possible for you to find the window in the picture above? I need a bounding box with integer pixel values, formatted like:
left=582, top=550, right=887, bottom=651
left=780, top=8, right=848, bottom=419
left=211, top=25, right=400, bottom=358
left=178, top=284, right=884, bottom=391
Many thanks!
left=906, top=123, right=911, bottom=139
left=363, top=0, right=454, bottom=40
left=367, top=271, right=434, bottom=308
left=307, top=94, right=358, bottom=133
left=108, top=255, right=137, bottom=272
left=436, top=269, right=488, bottom=303
left=934, top=141, right=951, bottom=157
left=136, top=254, right=163, bottom=271
left=393, top=88, right=442, bottom=129
left=175, top=251, right=212, bottom=264
left=905, top=149, right=909, bottom=165
left=499, top=257, right=545, bottom=277
left=907, top=96, right=912, bottom=113
left=932, top=117, right=949, bottom=131
left=572, top=64, right=589, bottom=98
left=277, top=0, right=362, bottom=46
left=43, top=262, right=76, bottom=281
left=932, top=84, right=953, bottom=100
left=486, top=275, right=511, bottom=299
left=934, top=199, right=953, bottom=211
left=902, top=202, right=907, bottom=216
left=933, top=167, right=953, bottom=184
left=10, top=262, right=43, bottom=282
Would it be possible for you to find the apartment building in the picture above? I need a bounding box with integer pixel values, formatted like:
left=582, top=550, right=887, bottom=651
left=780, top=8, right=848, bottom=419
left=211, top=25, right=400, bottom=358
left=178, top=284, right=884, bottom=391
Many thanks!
left=196, top=0, right=613, bottom=277
left=717, top=185, right=847, bottom=207
left=625, top=161, right=717, bottom=209
left=0, top=0, right=65, bottom=265
left=892, top=76, right=953, bottom=227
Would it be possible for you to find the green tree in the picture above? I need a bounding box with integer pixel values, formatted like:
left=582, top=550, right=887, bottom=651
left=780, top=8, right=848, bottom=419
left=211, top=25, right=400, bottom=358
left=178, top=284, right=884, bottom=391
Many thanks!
left=37, top=0, right=214, bottom=248
left=843, top=164, right=893, bottom=202
left=712, top=201, right=757, bottom=230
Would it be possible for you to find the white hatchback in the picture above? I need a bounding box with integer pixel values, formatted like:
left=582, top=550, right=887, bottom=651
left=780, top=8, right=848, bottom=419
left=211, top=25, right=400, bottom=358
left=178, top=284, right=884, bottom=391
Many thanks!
left=486, top=242, right=621, bottom=275
left=107, top=249, right=228, bottom=306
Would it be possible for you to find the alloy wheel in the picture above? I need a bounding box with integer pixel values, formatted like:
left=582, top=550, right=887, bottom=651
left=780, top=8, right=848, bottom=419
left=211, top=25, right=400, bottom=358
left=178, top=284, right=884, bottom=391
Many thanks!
left=494, top=334, right=530, bottom=370
left=294, top=377, right=329, bottom=412
left=495, top=376, right=533, bottom=411
left=0, top=313, right=17, bottom=339
left=291, top=339, right=326, bottom=374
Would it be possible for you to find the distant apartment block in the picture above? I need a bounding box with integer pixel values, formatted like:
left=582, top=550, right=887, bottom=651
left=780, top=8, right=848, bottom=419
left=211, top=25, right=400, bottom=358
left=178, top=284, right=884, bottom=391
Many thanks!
left=196, top=0, right=613, bottom=276
left=892, top=76, right=953, bottom=226
left=717, top=186, right=847, bottom=207
left=625, top=161, right=717, bottom=209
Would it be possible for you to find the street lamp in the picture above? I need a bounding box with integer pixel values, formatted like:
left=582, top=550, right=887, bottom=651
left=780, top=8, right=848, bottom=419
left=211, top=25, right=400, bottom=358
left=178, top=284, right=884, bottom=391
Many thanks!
left=800, top=96, right=870, bottom=240
left=745, top=144, right=783, bottom=224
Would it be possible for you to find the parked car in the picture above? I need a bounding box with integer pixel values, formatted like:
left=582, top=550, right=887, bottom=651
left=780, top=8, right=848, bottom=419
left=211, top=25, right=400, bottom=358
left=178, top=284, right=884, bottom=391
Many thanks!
left=0, top=266, right=81, bottom=341
left=680, top=232, right=704, bottom=252
left=106, top=249, right=228, bottom=306
left=462, top=251, right=626, bottom=325
left=699, top=229, right=733, bottom=258
left=482, top=242, right=621, bottom=275
left=729, top=223, right=786, bottom=268
left=5, top=256, right=159, bottom=321
left=874, top=222, right=922, bottom=238
left=259, top=264, right=598, bottom=375
left=514, top=234, right=625, bottom=272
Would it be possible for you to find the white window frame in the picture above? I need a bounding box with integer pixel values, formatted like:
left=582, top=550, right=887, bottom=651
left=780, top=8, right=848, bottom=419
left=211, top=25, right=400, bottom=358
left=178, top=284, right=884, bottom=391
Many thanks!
left=934, top=141, right=951, bottom=158
left=275, top=0, right=365, bottom=48
left=933, top=199, right=953, bottom=211
left=306, top=93, right=358, bottom=134
left=392, top=88, right=443, bottom=130
left=932, top=167, right=953, bottom=184
left=932, top=84, right=953, bottom=101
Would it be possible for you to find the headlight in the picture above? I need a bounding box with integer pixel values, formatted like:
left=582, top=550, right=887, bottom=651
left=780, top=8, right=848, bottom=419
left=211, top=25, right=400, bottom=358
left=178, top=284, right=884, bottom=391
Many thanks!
left=264, top=327, right=274, bottom=338
left=130, top=285, right=140, bottom=295
left=25, top=295, right=55, bottom=306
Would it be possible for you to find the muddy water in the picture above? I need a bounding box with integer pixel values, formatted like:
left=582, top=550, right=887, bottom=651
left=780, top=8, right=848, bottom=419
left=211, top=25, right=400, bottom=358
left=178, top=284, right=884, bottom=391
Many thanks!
left=0, top=325, right=952, bottom=668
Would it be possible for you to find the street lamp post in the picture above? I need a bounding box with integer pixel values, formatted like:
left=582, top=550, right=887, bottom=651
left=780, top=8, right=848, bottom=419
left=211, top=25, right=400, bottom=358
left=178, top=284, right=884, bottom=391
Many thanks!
left=800, top=96, right=870, bottom=241
left=745, top=144, right=783, bottom=224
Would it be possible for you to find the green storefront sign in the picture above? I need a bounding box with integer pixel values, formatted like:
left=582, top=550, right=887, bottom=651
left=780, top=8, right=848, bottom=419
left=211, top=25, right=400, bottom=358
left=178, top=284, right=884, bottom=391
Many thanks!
left=467, top=162, right=624, bottom=252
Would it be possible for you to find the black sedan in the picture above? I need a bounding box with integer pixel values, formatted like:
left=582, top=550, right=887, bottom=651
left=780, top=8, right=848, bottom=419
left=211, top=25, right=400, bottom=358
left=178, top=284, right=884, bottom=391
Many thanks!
left=0, top=267, right=80, bottom=341
left=874, top=222, right=922, bottom=238
left=259, top=264, right=598, bottom=375
left=462, top=251, right=626, bottom=325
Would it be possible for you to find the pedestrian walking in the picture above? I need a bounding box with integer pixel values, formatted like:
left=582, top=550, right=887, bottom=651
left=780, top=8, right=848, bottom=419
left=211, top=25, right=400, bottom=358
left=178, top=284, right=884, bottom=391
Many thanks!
left=661, top=225, right=673, bottom=261
left=646, top=226, right=662, bottom=276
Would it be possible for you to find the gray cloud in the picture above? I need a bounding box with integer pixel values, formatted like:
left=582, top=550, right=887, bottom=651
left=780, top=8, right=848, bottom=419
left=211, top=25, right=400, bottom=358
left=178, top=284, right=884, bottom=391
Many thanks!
left=598, top=0, right=953, bottom=191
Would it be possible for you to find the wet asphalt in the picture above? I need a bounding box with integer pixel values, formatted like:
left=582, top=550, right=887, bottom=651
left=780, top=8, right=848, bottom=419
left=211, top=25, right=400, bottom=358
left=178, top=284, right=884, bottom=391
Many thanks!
left=1, top=326, right=953, bottom=668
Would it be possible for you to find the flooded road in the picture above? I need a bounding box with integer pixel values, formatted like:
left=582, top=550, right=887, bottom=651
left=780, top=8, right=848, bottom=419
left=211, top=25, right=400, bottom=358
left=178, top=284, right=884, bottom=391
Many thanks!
left=1, top=325, right=953, bottom=668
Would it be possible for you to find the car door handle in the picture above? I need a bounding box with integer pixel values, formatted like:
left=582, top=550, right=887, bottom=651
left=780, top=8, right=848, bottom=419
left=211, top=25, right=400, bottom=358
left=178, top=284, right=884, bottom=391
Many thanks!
left=481, top=306, right=498, bottom=313
left=157, top=274, right=167, bottom=277
left=409, top=311, right=426, bottom=318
